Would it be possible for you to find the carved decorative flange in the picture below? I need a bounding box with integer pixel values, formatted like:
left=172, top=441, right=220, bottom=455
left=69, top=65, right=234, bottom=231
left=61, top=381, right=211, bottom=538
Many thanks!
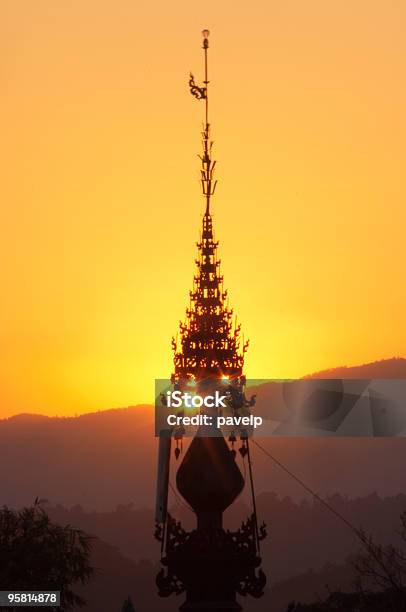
left=156, top=513, right=267, bottom=600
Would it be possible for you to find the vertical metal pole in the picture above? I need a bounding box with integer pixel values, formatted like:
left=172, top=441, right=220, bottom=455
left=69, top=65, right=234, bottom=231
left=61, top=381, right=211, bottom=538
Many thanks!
left=204, top=44, right=208, bottom=127
left=246, top=439, right=261, bottom=553
left=155, top=433, right=172, bottom=523
left=202, top=30, right=211, bottom=216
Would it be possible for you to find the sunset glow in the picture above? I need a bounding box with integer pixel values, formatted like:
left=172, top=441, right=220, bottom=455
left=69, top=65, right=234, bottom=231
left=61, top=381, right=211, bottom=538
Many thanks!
left=1, top=0, right=405, bottom=417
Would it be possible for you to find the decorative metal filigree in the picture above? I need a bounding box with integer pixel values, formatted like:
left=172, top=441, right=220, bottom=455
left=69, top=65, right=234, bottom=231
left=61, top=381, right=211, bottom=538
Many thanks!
left=165, top=514, right=190, bottom=551
left=157, top=513, right=267, bottom=599
left=238, top=567, right=267, bottom=598
left=154, top=522, right=163, bottom=542
left=258, top=521, right=267, bottom=541
left=156, top=568, right=184, bottom=597
left=189, top=72, right=206, bottom=99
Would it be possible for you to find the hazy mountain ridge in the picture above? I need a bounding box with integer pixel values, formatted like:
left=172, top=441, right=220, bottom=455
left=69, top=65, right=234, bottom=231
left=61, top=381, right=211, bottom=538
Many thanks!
left=306, top=357, right=406, bottom=379
left=1, top=358, right=405, bottom=610
left=1, top=359, right=406, bottom=510
left=0, top=404, right=156, bottom=509
left=51, top=492, right=406, bottom=611
left=45, top=492, right=406, bottom=583
left=2, top=405, right=153, bottom=425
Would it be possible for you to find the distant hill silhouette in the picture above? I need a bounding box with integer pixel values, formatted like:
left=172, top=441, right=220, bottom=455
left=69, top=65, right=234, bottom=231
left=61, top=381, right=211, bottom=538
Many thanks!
left=305, top=357, right=406, bottom=379
left=1, top=357, right=405, bottom=611
left=44, top=492, right=406, bottom=585
left=1, top=358, right=406, bottom=511
left=52, top=492, right=406, bottom=611
left=0, top=405, right=156, bottom=510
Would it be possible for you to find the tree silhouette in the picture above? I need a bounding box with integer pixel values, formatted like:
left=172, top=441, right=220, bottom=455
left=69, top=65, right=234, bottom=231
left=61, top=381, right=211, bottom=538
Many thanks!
left=352, top=510, right=406, bottom=610
left=286, top=511, right=406, bottom=611
left=0, top=503, right=93, bottom=610
left=121, top=596, right=136, bottom=611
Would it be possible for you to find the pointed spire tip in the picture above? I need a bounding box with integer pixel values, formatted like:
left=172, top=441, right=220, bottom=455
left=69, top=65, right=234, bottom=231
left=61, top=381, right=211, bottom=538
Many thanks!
left=202, top=29, right=210, bottom=48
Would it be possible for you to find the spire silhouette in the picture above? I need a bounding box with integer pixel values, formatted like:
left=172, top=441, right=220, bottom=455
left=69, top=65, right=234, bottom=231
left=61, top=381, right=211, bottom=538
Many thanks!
left=156, top=33, right=266, bottom=612
left=172, top=31, right=249, bottom=383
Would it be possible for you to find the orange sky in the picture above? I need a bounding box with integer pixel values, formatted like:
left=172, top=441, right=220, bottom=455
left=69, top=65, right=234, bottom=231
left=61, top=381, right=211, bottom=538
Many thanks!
left=1, top=0, right=405, bottom=417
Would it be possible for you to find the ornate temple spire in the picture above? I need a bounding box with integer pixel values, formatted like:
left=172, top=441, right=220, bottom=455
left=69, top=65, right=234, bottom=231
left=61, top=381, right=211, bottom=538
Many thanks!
left=172, top=31, right=249, bottom=383
left=156, top=35, right=266, bottom=609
